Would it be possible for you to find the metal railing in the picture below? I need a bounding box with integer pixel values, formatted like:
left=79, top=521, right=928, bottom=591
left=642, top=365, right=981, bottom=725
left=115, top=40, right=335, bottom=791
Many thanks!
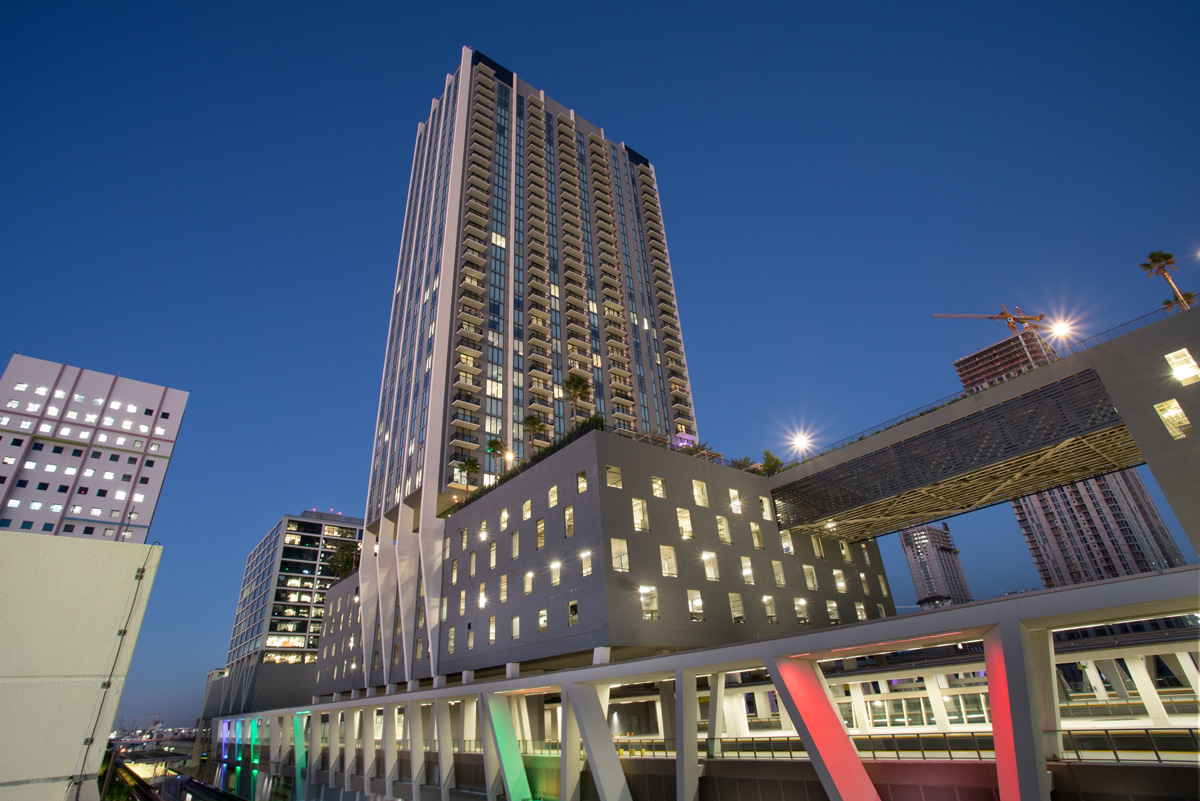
left=1060, top=728, right=1199, bottom=763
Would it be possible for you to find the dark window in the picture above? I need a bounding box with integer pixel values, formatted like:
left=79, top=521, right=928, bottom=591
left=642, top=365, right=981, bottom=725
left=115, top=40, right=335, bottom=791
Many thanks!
left=143, top=409, right=153, bottom=416
left=20, top=521, right=32, bottom=529
left=32, top=443, right=43, bottom=451
left=36, top=482, right=48, bottom=491
left=96, top=489, right=107, bottom=498
left=78, top=487, right=88, bottom=495
left=16, top=480, right=28, bottom=488
left=10, top=439, right=22, bottom=446
left=0, top=519, right=9, bottom=527
left=63, top=524, right=75, bottom=533
left=121, top=474, right=131, bottom=482
left=71, top=449, right=82, bottom=457
left=139, top=477, right=149, bottom=485
left=42, top=523, right=53, bottom=532
left=109, top=454, right=118, bottom=462
left=160, top=412, right=170, bottom=419
left=83, top=526, right=94, bottom=535
left=57, top=485, right=68, bottom=493
left=145, top=460, right=155, bottom=468
left=52, top=446, right=63, bottom=454
left=91, top=452, right=101, bottom=459
left=126, top=457, right=136, bottom=464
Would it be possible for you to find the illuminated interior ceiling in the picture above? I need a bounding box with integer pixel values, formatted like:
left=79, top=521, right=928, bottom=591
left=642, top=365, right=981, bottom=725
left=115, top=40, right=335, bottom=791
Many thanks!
left=773, top=370, right=1144, bottom=543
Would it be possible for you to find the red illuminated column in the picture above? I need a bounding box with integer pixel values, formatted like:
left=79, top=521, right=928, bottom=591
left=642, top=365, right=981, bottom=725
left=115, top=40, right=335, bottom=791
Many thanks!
left=983, top=620, right=1052, bottom=801
left=765, top=655, right=880, bottom=801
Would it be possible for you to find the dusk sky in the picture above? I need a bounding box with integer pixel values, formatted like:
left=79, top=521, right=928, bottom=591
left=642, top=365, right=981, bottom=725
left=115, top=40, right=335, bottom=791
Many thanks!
left=2, top=2, right=1197, bottom=727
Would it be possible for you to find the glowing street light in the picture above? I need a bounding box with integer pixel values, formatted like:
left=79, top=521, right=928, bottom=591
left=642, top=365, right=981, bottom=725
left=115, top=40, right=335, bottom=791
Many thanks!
left=792, top=432, right=812, bottom=455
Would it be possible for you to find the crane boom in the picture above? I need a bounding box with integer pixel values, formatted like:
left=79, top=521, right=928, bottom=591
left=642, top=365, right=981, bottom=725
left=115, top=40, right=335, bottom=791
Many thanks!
left=933, top=304, right=1045, bottom=332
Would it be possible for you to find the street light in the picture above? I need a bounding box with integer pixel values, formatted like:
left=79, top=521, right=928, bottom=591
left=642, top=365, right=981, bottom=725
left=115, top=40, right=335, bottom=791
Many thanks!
left=792, top=432, right=812, bottom=455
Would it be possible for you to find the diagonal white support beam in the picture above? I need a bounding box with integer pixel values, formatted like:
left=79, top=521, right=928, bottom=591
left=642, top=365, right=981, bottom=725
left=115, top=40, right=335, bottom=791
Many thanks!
left=765, top=655, right=880, bottom=801
left=564, top=682, right=632, bottom=801
left=983, top=621, right=1052, bottom=801
left=560, top=689, right=583, bottom=801
left=435, top=697, right=456, bottom=799
left=706, top=672, right=726, bottom=757
left=479, top=691, right=533, bottom=801
left=675, top=668, right=700, bottom=801
left=406, top=699, right=426, bottom=791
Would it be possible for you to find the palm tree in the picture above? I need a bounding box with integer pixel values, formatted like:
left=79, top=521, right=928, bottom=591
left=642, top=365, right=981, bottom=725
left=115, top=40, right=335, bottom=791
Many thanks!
left=1141, top=251, right=1189, bottom=310
left=564, top=374, right=592, bottom=426
left=522, top=413, right=547, bottom=454
left=330, top=542, right=360, bottom=580
left=1164, top=291, right=1196, bottom=314
left=460, top=455, right=480, bottom=487
left=486, top=437, right=504, bottom=456
left=683, top=440, right=711, bottom=456
left=728, top=456, right=754, bottom=470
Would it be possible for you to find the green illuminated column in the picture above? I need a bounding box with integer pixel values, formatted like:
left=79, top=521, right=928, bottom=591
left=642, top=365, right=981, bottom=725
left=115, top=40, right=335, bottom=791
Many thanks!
left=294, top=713, right=309, bottom=801
left=479, top=691, right=532, bottom=801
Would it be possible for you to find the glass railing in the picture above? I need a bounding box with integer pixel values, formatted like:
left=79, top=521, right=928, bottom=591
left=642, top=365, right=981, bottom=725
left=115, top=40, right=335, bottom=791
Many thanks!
left=1060, top=728, right=1199, bottom=763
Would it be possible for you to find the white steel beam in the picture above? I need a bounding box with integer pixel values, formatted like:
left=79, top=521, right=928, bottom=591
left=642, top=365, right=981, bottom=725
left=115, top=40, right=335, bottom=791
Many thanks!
left=983, top=621, right=1051, bottom=801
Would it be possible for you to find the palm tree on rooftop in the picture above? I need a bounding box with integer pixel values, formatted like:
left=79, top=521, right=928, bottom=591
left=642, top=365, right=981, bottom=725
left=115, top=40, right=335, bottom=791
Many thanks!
left=1141, top=251, right=1189, bottom=310
left=564, top=374, right=592, bottom=427
left=522, top=413, right=547, bottom=455
left=460, top=455, right=480, bottom=488
left=1164, top=291, right=1196, bottom=314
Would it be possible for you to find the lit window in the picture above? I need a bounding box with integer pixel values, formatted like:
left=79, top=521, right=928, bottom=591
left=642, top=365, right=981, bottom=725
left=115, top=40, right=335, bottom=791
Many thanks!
left=632, top=498, right=649, bottom=531
left=827, top=600, right=841, bottom=624
left=537, top=608, right=548, bottom=632
left=447, top=627, right=455, bottom=653
left=90, top=508, right=101, bottom=517
left=652, top=476, right=666, bottom=498
left=759, top=496, right=772, bottom=520
left=84, top=468, right=94, bottom=477
left=729, top=489, right=742, bottom=514
left=512, top=616, right=520, bottom=639
left=489, top=541, right=497, bottom=568
left=85, top=413, right=97, bottom=423
left=125, top=404, right=136, bottom=413
left=451, top=560, right=458, bottom=585
left=499, top=574, right=508, bottom=602
left=794, top=597, right=809, bottom=623
left=536, top=518, right=545, bottom=549
left=6, top=499, right=19, bottom=508
left=488, top=616, right=496, bottom=644
left=1, top=457, right=13, bottom=466
left=660, top=545, right=677, bottom=577
left=750, top=522, right=763, bottom=549
left=612, top=538, right=629, bottom=572
left=811, top=535, right=826, bottom=559
left=606, top=465, right=623, bottom=488
left=860, top=572, right=870, bottom=594
left=115, top=491, right=127, bottom=500
left=687, top=589, right=704, bottom=621
left=511, top=531, right=519, bottom=560
left=5, top=400, right=17, bottom=409
left=108, top=401, right=120, bottom=410
left=701, top=551, right=720, bottom=581
left=47, top=406, right=59, bottom=416
left=66, top=411, right=77, bottom=420
left=639, top=586, right=658, bottom=620
left=729, top=593, right=745, bottom=623
left=522, top=499, right=531, bottom=520
left=149, top=444, right=159, bottom=452
left=563, top=505, right=575, bottom=537
left=804, top=565, right=818, bottom=590
left=443, top=536, right=451, bottom=559
left=121, top=421, right=132, bottom=430
left=458, top=590, right=466, bottom=615
left=478, top=583, right=487, bottom=608
left=524, top=571, right=533, bottom=594
left=103, top=471, right=114, bottom=480
left=548, top=485, right=558, bottom=508
left=1155, top=399, right=1195, bottom=440
left=132, top=493, right=143, bottom=502
left=780, top=529, right=794, bottom=554
left=833, top=569, right=847, bottom=593
left=878, top=575, right=890, bottom=597
left=581, top=551, right=593, bottom=576
left=772, top=560, right=786, bottom=587
left=856, top=602, right=868, bottom=621
left=763, top=595, right=778, bottom=623
left=469, top=551, right=477, bottom=577
left=577, top=470, right=588, bottom=492
left=741, top=556, right=755, bottom=584
left=24, top=461, right=36, bottom=470
left=692, top=479, right=708, bottom=507
left=13, top=383, right=27, bottom=391
left=676, top=508, right=692, bottom=540
left=860, top=544, right=871, bottom=565
left=1166, top=349, right=1200, bottom=385
left=44, top=464, right=57, bottom=473
left=34, top=386, right=48, bottom=396
left=38, top=424, right=51, bottom=433
left=70, top=505, right=82, bottom=513
left=716, top=515, right=731, bottom=545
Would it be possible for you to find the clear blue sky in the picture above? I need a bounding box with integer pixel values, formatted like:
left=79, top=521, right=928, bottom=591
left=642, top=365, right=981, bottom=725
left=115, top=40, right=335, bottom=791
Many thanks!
left=2, top=2, right=1197, bottom=727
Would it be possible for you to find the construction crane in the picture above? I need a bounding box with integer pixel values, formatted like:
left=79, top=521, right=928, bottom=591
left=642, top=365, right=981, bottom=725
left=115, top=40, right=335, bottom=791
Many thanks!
left=933, top=304, right=1046, bottom=332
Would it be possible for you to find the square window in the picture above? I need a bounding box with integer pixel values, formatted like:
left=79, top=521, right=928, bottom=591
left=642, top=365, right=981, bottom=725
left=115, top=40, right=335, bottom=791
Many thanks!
left=63, top=524, right=75, bottom=533
left=20, top=521, right=32, bottom=530
left=41, top=523, right=53, bottom=532
left=606, top=465, right=623, bottom=488
left=36, top=482, right=48, bottom=491
left=652, top=476, right=665, bottom=498
left=139, top=477, right=149, bottom=485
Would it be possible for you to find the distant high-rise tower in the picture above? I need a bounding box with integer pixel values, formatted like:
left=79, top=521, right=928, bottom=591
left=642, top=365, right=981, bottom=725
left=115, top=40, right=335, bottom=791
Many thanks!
left=359, top=47, right=699, bottom=683
left=953, top=331, right=1186, bottom=587
left=898, top=522, right=973, bottom=609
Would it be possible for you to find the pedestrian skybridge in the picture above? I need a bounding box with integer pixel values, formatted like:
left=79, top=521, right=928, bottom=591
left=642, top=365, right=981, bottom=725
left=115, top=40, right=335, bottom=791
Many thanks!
left=770, top=309, right=1200, bottom=546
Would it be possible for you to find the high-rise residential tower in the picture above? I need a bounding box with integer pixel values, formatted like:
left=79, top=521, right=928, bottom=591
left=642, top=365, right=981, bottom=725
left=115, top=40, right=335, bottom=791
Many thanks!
left=953, top=331, right=1186, bottom=587
left=898, top=522, right=973, bottom=609
left=359, top=48, right=698, bottom=683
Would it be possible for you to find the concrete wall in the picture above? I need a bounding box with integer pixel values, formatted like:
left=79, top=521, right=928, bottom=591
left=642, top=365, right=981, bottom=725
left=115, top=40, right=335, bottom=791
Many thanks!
left=0, top=531, right=161, bottom=801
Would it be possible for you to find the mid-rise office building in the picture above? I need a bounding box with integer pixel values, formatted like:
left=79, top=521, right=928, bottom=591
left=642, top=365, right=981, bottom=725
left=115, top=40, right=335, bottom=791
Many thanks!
left=953, top=331, right=1186, bottom=587
left=210, top=511, right=363, bottom=717
left=898, top=522, right=973, bottom=609
left=0, top=354, right=187, bottom=801
left=356, top=47, right=700, bottom=687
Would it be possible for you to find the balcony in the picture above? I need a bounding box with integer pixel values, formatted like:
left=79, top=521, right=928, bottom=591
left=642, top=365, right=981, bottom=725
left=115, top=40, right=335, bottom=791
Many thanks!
left=611, top=390, right=635, bottom=404
left=459, top=291, right=484, bottom=310
left=528, top=379, right=553, bottom=397
left=459, top=273, right=485, bottom=292
left=568, top=360, right=591, bottom=379
left=527, top=316, right=550, bottom=334
left=613, top=408, right=637, bottom=423
left=457, top=322, right=483, bottom=341
left=455, top=338, right=482, bottom=358
left=462, top=246, right=486, bottom=267
left=457, top=306, right=484, bottom=325
left=449, top=431, right=480, bottom=450
left=450, top=413, right=480, bottom=430
left=453, top=374, right=482, bottom=392
left=461, top=260, right=486, bottom=281
left=565, top=305, right=588, bottom=323
left=529, top=397, right=554, bottom=414
left=452, top=394, right=481, bottom=411
left=455, top=356, right=482, bottom=374
left=528, top=347, right=552, bottom=365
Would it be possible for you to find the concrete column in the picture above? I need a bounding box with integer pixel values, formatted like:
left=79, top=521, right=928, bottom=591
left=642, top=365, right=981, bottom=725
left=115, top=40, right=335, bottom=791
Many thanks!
left=306, top=714, right=319, bottom=787
left=923, top=676, right=952, bottom=731
left=362, top=706, right=379, bottom=784
left=676, top=668, right=700, bottom=801
left=1029, top=630, right=1063, bottom=760
left=1098, top=659, right=1132, bottom=699
left=983, top=621, right=1052, bottom=801
left=509, top=694, right=532, bottom=742
left=480, top=699, right=502, bottom=801
left=767, top=656, right=879, bottom=801
left=1082, top=660, right=1110, bottom=699
left=268, top=715, right=281, bottom=769
left=1162, top=651, right=1200, bottom=693
left=407, top=700, right=426, bottom=791
left=1123, top=655, right=1171, bottom=725
left=294, top=714, right=310, bottom=801
left=479, top=691, right=533, bottom=801
left=723, top=692, right=749, bottom=737
left=706, top=672, right=726, bottom=757
left=560, top=690, right=584, bottom=801
left=460, top=697, right=479, bottom=744
left=564, top=682, right=633, bottom=801
left=848, top=682, right=871, bottom=732
left=527, top=695, right=546, bottom=741
left=435, top=697, right=456, bottom=799
left=657, top=680, right=676, bottom=740
left=382, top=703, right=399, bottom=784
